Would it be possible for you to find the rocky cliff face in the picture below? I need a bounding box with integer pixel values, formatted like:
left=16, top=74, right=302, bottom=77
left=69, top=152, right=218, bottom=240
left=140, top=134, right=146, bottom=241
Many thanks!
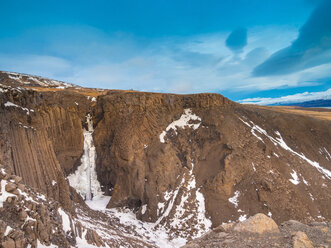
left=0, top=71, right=330, bottom=247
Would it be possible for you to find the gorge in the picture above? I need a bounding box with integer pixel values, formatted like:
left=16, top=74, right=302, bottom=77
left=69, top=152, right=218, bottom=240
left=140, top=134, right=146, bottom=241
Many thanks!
left=0, top=70, right=330, bottom=247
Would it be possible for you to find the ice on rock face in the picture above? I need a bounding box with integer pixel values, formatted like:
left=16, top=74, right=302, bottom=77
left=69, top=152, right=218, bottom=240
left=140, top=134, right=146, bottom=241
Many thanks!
left=67, top=114, right=103, bottom=200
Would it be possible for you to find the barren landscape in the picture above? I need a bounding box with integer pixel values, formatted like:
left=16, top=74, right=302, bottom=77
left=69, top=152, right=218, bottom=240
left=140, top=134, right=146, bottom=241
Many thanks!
left=0, top=71, right=330, bottom=247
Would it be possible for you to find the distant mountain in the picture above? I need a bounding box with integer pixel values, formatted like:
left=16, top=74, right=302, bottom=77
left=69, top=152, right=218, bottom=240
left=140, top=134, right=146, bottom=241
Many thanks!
left=273, top=99, right=331, bottom=108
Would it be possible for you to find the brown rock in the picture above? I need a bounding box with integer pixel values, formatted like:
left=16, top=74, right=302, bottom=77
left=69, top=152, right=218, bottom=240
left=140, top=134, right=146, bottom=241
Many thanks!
left=17, top=183, right=25, bottom=191
left=6, top=197, right=13, bottom=203
left=216, top=222, right=235, bottom=232
left=37, top=220, right=49, bottom=243
left=19, top=209, right=28, bottom=221
left=15, top=239, right=26, bottom=248
left=23, top=221, right=37, bottom=242
left=8, top=229, right=24, bottom=241
left=292, top=231, right=314, bottom=248
left=1, top=71, right=331, bottom=247
left=5, top=182, right=17, bottom=193
left=0, top=220, right=6, bottom=236
left=14, top=176, right=22, bottom=184
left=1, top=238, right=15, bottom=248
left=234, top=213, right=280, bottom=234
left=85, top=229, right=104, bottom=247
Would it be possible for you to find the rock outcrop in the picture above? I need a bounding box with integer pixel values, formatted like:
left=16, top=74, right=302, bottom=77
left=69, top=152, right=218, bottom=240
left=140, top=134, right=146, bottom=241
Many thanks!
left=183, top=213, right=330, bottom=248
left=0, top=71, right=331, bottom=247
left=292, top=231, right=314, bottom=248
left=0, top=165, right=156, bottom=247
left=0, top=166, right=105, bottom=247
left=233, top=213, right=280, bottom=234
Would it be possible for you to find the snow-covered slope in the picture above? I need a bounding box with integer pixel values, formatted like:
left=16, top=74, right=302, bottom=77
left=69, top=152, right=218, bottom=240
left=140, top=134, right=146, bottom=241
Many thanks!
left=1, top=71, right=330, bottom=248
left=0, top=71, right=75, bottom=88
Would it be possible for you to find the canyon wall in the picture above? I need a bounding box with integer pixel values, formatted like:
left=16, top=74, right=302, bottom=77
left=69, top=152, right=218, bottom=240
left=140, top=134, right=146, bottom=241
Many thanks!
left=0, top=71, right=330, bottom=236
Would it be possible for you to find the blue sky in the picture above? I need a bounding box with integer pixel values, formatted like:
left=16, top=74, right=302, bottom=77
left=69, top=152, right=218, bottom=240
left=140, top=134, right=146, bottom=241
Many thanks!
left=1, top=0, right=330, bottom=104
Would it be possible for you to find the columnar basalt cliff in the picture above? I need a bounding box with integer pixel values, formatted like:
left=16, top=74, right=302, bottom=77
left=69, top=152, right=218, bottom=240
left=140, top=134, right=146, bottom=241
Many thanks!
left=0, top=71, right=330, bottom=247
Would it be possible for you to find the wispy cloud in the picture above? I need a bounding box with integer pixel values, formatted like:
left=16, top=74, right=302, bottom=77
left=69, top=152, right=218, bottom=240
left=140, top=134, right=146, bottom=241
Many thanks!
left=1, top=21, right=330, bottom=99
left=0, top=24, right=303, bottom=94
left=239, top=88, right=331, bottom=105
left=253, top=0, right=331, bottom=76
left=225, top=27, right=247, bottom=53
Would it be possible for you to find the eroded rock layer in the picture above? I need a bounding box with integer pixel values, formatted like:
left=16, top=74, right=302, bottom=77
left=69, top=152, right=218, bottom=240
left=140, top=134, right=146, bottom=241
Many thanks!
left=0, top=71, right=330, bottom=247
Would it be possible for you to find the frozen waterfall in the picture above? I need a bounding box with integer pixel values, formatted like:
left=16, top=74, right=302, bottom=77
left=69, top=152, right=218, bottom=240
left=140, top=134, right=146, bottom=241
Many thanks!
left=67, top=114, right=102, bottom=200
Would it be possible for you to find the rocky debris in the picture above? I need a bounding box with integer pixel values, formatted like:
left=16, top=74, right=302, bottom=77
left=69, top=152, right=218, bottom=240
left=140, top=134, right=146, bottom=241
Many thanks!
left=233, top=213, right=280, bottom=234
left=0, top=165, right=165, bottom=247
left=292, top=231, right=314, bottom=248
left=5, top=182, right=18, bottom=195
left=1, top=71, right=331, bottom=246
left=182, top=213, right=331, bottom=248
left=0, top=166, right=107, bottom=248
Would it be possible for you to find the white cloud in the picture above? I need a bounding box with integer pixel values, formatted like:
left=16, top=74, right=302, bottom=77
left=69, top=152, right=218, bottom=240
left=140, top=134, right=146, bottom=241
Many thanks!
left=1, top=24, right=327, bottom=95
left=239, top=88, right=331, bottom=105
left=0, top=54, right=72, bottom=79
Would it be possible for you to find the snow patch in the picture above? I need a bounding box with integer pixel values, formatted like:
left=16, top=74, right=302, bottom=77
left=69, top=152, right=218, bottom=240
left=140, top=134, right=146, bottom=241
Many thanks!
left=141, top=204, right=147, bottom=214
left=86, top=195, right=111, bottom=211
left=324, top=147, right=331, bottom=160
left=252, top=162, right=256, bottom=171
left=75, top=229, right=104, bottom=248
left=4, top=101, right=34, bottom=115
left=289, top=170, right=300, bottom=185
left=87, top=96, right=97, bottom=102
left=36, top=193, right=46, bottom=201
left=155, top=161, right=211, bottom=240
left=301, top=175, right=309, bottom=185
left=229, top=190, right=240, bottom=208
left=37, top=240, right=58, bottom=248
left=160, top=109, right=201, bottom=143
left=238, top=214, right=247, bottom=222
left=0, top=180, right=16, bottom=208
left=239, top=117, right=331, bottom=180
left=8, top=74, right=21, bottom=80
left=155, top=177, right=185, bottom=225
left=309, top=193, right=315, bottom=201
left=58, top=208, right=71, bottom=233
left=107, top=207, right=187, bottom=248
left=195, top=188, right=212, bottom=232
left=4, top=226, right=13, bottom=236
